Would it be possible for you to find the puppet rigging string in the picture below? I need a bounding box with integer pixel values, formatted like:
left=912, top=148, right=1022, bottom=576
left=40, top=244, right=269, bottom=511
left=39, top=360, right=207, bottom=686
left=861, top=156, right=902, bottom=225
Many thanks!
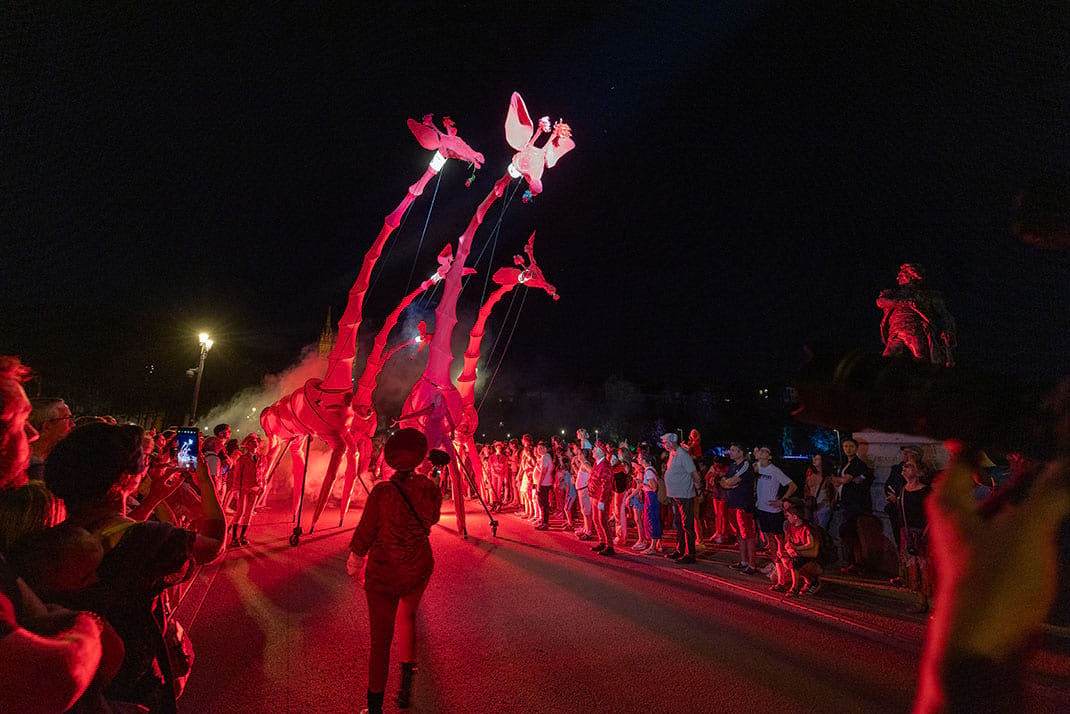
left=478, top=287, right=528, bottom=411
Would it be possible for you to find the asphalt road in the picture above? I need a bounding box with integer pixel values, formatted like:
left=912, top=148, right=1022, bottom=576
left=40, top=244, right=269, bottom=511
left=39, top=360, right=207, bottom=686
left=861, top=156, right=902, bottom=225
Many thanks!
left=177, top=499, right=1070, bottom=713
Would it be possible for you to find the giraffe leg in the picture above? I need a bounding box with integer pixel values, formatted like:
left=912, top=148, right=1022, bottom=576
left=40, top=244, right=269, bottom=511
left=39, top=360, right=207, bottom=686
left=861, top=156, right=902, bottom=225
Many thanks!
left=338, top=441, right=367, bottom=527
left=309, top=447, right=344, bottom=532
left=289, top=438, right=308, bottom=523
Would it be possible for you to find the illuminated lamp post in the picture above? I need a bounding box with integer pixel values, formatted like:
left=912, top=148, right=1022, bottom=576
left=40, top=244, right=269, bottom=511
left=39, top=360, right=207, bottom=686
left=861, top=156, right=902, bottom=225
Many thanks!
left=188, top=332, right=213, bottom=426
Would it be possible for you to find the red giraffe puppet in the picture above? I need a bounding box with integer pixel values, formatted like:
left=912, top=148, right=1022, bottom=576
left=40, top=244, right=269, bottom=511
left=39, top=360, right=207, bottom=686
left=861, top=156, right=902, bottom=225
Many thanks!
left=260, top=116, right=484, bottom=544
left=455, top=233, right=559, bottom=502
left=399, top=93, right=574, bottom=538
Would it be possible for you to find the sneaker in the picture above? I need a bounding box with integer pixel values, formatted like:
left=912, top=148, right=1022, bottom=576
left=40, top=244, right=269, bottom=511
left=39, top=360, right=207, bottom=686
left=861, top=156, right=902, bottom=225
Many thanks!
left=803, top=581, right=822, bottom=595
left=228, top=538, right=242, bottom=548
left=239, top=536, right=250, bottom=546
left=577, top=533, right=594, bottom=541
left=728, top=561, right=748, bottom=570
left=665, top=551, right=684, bottom=560
left=599, top=547, right=616, bottom=557
left=591, top=543, right=606, bottom=552
left=676, top=555, right=697, bottom=564
left=769, top=583, right=789, bottom=593
left=742, top=566, right=759, bottom=575
left=533, top=524, right=549, bottom=531
left=640, top=546, right=658, bottom=555
left=632, top=541, right=648, bottom=552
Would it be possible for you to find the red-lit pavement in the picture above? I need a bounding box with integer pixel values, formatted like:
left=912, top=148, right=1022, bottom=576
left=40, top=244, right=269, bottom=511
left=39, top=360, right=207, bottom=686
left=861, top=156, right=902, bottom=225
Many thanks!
left=177, top=499, right=1070, bottom=713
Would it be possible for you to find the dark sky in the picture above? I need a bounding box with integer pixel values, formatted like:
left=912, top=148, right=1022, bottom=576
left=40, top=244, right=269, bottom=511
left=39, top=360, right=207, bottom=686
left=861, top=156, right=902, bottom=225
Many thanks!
left=3, top=2, right=1069, bottom=417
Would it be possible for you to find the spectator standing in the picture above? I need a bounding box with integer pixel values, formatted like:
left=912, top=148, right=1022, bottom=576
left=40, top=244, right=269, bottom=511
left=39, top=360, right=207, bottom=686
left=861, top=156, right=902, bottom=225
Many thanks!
left=45, top=422, right=226, bottom=713
left=720, top=443, right=759, bottom=574
left=704, top=456, right=734, bottom=544
left=661, top=433, right=700, bottom=565
left=754, top=446, right=798, bottom=561
left=348, top=428, right=441, bottom=714
left=201, top=423, right=232, bottom=497
left=534, top=442, right=554, bottom=531
left=487, top=442, right=508, bottom=510
left=684, top=429, right=702, bottom=461
left=611, top=444, right=633, bottom=545
left=26, top=398, right=73, bottom=480
left=831, top=437, right=874, bottom=574
left=884, top=445, right=922, bottom=551
left=803, top=453, right=835, bottom=531
left=0, top=356, right=37, bottom=489
left=573, top=448, right=594, bottom=540
left=228, top=434, right=265, bottom=546
left=898, top=460, right=933, bottom=613
left=587, top=446, right=614, bottom=555
left=638, top=450, right=663, bottom=554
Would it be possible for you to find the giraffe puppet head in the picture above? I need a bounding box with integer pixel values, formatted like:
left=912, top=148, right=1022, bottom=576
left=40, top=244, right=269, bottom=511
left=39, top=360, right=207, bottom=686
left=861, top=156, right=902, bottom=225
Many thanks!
left=504, top=93, right=575, bottom=196
left=407, top=114, right=485, bottom=168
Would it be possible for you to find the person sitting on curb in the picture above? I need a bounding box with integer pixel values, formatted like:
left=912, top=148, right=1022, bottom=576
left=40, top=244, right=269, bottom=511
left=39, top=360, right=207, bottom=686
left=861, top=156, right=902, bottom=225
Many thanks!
left=773, top=498, right=823, bottom=595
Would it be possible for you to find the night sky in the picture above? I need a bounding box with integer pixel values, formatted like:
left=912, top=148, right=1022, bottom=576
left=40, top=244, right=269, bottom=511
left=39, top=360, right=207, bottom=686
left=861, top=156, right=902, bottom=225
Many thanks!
left=4, top=3, right=1069, bottom=420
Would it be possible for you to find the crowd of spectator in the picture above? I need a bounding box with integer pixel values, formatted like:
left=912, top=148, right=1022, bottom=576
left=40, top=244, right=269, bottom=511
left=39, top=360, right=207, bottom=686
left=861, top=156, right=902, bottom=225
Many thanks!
left=2, top=349, right=1056, bottom=712
left=467, top=426, right=952, bottom=610
left=0, top=355, right=262, bottom=712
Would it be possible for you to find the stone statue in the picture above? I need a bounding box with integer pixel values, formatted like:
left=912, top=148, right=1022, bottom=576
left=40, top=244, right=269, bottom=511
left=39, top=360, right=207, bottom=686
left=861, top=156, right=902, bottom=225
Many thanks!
left=877, top=263, right=957, bottom=366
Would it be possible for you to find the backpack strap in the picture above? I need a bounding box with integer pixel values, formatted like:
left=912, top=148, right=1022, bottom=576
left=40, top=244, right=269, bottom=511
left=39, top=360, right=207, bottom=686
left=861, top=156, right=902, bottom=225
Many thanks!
left=391, top=480, right=431, bottom=537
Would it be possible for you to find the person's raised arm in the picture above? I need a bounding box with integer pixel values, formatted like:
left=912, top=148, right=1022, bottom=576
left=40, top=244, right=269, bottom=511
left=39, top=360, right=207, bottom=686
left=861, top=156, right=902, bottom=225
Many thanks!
left=190, top=450, right=227, bottom=564
left=916, top=446, right=1070, bottom=713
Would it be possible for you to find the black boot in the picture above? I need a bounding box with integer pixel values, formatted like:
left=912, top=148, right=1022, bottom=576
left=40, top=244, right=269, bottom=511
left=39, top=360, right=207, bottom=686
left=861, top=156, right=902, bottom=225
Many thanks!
left=397, top=662, right=417, bottom=709
left=363, top=690, right=384, bottom=714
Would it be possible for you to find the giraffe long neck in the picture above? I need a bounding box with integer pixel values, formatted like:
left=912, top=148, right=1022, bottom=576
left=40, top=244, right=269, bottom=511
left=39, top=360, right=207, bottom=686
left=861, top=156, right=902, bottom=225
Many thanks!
left=456, top=282, right=515, bottom=411
left=423, top=171, right=513, bottom=387
left=322, top=163, right=440, bottom=391
left=352, top=274, right=437, bottom=410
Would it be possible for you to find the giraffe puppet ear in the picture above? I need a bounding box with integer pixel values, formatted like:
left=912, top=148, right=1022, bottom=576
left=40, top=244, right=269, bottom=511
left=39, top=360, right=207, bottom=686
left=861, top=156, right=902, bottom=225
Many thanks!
left=492, top=267, right=522, bottom=285
left=505, top=92, right=534, bottom=150
left=407, top=117, right=442, bottom=151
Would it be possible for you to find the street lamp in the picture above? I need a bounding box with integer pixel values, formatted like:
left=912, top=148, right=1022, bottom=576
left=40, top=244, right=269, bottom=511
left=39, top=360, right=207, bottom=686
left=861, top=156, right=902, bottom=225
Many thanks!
left=189, top=332, right=213, bottom=425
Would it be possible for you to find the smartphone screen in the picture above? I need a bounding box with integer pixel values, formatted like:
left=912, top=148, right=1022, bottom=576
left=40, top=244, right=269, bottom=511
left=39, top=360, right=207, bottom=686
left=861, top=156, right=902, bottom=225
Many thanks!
left=175, top=428, right=200, bottom=472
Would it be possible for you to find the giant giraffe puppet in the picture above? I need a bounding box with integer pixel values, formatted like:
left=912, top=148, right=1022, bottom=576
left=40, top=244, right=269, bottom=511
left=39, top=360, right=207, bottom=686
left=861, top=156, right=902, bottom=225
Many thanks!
left=454, top=232, right=558, bottom=502
left=259, top=115, right=484, bottom=544
left=398, top=92, right=574, bottom=538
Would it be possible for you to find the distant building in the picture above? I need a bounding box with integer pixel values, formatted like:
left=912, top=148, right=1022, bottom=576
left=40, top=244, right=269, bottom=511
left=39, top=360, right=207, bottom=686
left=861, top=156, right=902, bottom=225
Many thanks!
left=318, top=307, right=336, bottom=357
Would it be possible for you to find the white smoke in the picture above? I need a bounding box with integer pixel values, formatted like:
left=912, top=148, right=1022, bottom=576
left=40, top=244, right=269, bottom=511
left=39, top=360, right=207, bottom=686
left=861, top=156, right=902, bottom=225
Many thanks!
left=199, top=345, right=342, bottom=503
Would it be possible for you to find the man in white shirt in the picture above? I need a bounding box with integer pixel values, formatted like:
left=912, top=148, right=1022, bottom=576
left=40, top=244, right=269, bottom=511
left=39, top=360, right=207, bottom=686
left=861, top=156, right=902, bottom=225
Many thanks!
left=661, top=432, right=701, bottom=564
left=754, top=445, right=798, bottom=558
left=534, top=442, right=555, bottom=531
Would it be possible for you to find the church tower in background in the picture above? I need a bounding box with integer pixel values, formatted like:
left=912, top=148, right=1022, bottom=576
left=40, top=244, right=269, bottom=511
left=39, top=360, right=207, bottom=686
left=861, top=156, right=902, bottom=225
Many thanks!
left=318, top=307, right=336, bottom=357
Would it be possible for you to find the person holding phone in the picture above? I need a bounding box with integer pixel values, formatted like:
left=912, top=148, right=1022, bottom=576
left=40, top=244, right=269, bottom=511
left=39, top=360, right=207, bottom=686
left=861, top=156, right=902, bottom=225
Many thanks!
left=44, top=422, right=226, bottom=712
